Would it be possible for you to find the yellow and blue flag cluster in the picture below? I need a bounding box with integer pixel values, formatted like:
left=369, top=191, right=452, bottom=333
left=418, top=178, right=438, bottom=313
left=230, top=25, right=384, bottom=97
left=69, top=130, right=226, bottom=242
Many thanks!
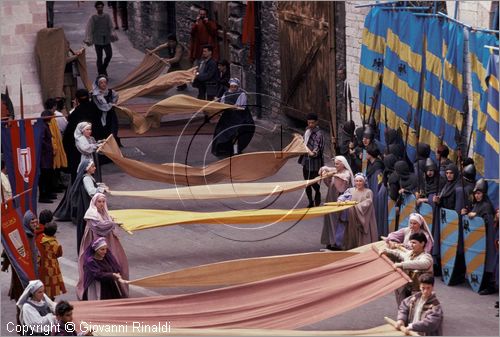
left=360, top=9, right=473, bottom=162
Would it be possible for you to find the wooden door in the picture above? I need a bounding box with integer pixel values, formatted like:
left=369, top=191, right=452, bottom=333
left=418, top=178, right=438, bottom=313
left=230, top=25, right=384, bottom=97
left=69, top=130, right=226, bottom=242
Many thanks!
left=278, top=2, right=336, bottom=129
left=211, top=2, right=230, bottom=62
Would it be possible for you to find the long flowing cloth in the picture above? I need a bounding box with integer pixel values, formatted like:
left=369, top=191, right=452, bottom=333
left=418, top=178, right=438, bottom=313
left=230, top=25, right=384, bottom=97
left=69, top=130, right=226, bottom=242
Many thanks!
left=113, top=53, right=170, bottom=91
left=98, top=134, right=309, bottom=185
left=75, top=48, right=92, bottom=91
left=129, top=251, right=357, bottom=288
left=115, top=95, right=239, bottom=134
left=116, top=69, right=197, bottom=104
left=109, top=174, right=332, bottom=201
left=81, top=324, right=408, bottom=336
left=110, top=202, right=357, bottom=232
left=128, top=241, right=386, bottom=288
left=72, top=247, right=410, bottom=329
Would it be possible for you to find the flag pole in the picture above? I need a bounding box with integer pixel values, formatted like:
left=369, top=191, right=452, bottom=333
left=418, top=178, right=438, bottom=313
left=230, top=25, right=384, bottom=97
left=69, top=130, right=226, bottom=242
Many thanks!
left=19, top=79, right=24, bottom=119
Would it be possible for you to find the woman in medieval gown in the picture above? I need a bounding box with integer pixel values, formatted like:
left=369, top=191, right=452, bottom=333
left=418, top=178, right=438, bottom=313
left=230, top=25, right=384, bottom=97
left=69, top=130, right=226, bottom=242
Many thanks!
left=81, top=237, right=127, bottom=300
left=339, top=173, right=379, bottom=250
left=319, top=155, right=354, bottom=250
left=76, top=193, right=128, bottom=300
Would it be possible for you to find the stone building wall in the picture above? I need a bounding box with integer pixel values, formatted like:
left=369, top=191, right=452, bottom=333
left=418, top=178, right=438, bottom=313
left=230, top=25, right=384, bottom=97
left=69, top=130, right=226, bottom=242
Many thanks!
left=127, top=2, right=174, bottom=51
left=259, top=1, right=281, bottom=120
left=1, top=1, right=46, bottom=118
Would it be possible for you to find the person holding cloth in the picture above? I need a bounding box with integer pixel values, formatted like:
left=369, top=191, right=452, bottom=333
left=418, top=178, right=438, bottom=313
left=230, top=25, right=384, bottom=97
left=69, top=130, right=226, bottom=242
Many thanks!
left=395, top=274, right=444, bottom=336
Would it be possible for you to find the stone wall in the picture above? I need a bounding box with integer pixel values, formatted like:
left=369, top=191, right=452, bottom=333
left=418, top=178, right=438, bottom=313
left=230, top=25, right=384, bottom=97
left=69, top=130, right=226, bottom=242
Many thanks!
left=344, top=1, right=370, bottom=126
left=259, top=1, right=281, bottom=120
left=127, top=1, right=175, bottom=51
left=0, top=1, right=46, bottom=118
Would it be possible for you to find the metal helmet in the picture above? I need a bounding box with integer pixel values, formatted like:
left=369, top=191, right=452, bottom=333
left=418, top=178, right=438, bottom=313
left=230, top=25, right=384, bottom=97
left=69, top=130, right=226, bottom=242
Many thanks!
left=462, top=164, right=476, bottom=182
left=424, top=158, right=437, bottom=171
left=473, top=178, right=488, bottom=194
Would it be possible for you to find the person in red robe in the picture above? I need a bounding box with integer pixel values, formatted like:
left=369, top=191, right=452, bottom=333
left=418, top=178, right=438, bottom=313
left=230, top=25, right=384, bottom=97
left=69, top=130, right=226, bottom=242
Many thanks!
left=190, top=8, right=219, bottom=63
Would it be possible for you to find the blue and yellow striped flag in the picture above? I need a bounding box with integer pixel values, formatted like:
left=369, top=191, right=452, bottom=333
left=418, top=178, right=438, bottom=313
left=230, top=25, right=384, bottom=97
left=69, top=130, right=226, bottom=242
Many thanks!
left=484, top=50, right=499, bottom=206
left=359, top=7, right=390, bottom=123
left=436, top=21, right=465, bottom=161
left=470, top=32, right=498, bottom=178
left=379, top=11, right=425, bottom=161
left=420, top=18, right=445, bottom=160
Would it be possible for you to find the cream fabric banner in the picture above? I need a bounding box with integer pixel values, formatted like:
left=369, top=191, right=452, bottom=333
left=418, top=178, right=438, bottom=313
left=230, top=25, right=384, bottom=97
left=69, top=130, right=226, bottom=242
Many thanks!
left=109, top=174, right=332, bottom=201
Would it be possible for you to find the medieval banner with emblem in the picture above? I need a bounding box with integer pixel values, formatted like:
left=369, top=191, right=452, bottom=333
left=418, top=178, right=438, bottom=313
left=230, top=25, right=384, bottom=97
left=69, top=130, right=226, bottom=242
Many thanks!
left=1, top=199, right=37, bottom=287
left=1, top=118, right=44, bottom=214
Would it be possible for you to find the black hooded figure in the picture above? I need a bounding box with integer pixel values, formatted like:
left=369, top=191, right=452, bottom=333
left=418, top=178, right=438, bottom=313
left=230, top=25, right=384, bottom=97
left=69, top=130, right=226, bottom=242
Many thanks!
left=365, top=143, right=385, bottom=236
left=415, top=142, right=431, bottom=190
left=432, top=163, right=466, bottom=282
left=456, top=163, right=477, bottom=212
left=420, top=158, right=445, bottom=199
left=467, top=179, right=498, bottom=294
left=62, top=89, right=101, bottom=182
left=337, top=120, right=356, bottom=169
left=382, top=153, right=398, bottom=187
left=387, top=160, right=417, bottom=202
left=211, top=78, right=255, bottom=157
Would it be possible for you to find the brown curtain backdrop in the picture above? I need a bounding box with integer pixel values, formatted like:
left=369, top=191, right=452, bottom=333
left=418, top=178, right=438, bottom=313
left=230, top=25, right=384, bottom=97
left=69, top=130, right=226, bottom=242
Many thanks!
left=98, top=134, right=308, bottom=185
left=72, top=247, right=411, bottom=329
left=113, top=53, right=170, bottom=91
left=109, top=174, right=332, bottom=201
left=116, top=68, right=197, bottom=104
left=115, top=95, right=238, bottom=134
left=110, top=201, right=357, bottom=232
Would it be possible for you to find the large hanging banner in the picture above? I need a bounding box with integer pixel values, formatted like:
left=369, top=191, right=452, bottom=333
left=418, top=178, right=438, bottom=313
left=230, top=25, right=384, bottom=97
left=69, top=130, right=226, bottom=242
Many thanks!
left=420, top=18, right=445, bottom=161
left=1, top=200, right=36, bottom=287
left=379, top=11, right=425, bottom=161
left=359, top=7, right=389, bottom=122
left=1, top=119, right=44, bottom=214
left=435, top=21, right=465, bottom=162
left=470, top=32, right=499, bottom=206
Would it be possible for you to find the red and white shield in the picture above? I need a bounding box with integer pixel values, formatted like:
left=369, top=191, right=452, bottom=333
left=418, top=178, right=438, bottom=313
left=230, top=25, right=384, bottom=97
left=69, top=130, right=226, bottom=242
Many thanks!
left=17, top=147, right=31, bottom=183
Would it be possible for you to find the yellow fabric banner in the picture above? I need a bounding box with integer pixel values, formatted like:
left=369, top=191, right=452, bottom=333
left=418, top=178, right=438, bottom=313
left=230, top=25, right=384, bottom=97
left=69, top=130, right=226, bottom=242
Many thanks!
left=111, top=202, right=357, bottom=232
left=98, top=134, right=308, bottom=185
left=109, top=174, right=331, bottom=201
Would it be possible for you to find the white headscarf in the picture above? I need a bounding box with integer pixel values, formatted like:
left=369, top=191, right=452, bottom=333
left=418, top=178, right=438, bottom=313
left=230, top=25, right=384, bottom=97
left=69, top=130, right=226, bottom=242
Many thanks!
left=334, top=155, right=355, bottom=186
left=84, top=193, right=111, bottom=221
left=16, top=280, right=44, bottom=309
left=74, top=122, right=92, bottom=139
left=409, top=213, right=434, bottom=247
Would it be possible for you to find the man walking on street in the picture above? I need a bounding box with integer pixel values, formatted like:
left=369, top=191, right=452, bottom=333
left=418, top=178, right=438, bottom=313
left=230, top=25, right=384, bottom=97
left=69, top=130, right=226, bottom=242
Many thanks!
left=84, top=1, right=116, bottom=76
